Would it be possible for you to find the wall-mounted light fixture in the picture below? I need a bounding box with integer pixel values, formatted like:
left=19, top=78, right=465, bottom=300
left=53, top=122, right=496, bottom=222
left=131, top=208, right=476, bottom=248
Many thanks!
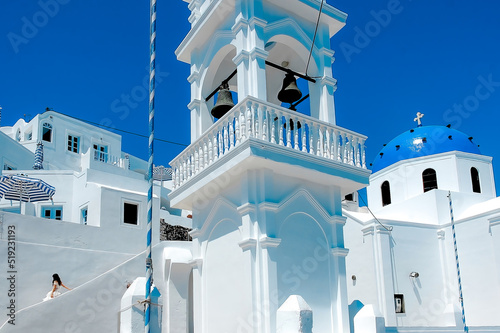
left=409, top=272, right=419, bottom=278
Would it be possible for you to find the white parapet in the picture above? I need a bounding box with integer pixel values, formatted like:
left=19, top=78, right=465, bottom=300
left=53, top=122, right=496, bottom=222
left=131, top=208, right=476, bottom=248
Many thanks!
left=353, top=304, right=386, bottom=333
left=276, top=295, right=313, bottom=333
left=170, top=96, right=368, bottom=191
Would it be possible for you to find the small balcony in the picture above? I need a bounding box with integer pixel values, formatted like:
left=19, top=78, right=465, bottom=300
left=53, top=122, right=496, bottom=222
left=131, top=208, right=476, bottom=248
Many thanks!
left=170, top=96, right=369, bottom=197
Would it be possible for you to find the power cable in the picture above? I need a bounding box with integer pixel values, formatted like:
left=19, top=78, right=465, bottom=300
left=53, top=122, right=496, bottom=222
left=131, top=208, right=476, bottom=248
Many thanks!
left=67, top=115, right=188, bottom=148
left=305, top=0, right=325, bottom=76
left=357, top=190, right=393, bottom=232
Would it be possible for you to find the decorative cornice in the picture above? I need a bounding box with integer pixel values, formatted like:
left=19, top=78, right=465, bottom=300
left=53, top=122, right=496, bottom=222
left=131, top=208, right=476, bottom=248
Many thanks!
left=318, top=47, right=335, bottom=59
left=249, top=47, right=268, bottom=61
left=331, top=247, right=349, bottom=257
left=260, top=236, right=281, bottom=248
left=237, top=202, right=256, bottom=215
left=232, top=17, right=249, bottom=34
left=233, top=50, right=250, bottom=66
left=320, top=76, right=337, bottom=88
left=374, top=224, right=392, bottom=234
left=239, top=238, right=257, bottom=251
left=362, top=224, right=392, bottom=236
left=361, top=225, right=375, bottom=237
left=187, top=70, right=201, bottom=84
left=187, top=99, right=203, bottom=111
left=259, top=202, right=279, bottom=211
left=329, top=215, right=346, bottom=225
left=249, top=17, right=267, bottom=30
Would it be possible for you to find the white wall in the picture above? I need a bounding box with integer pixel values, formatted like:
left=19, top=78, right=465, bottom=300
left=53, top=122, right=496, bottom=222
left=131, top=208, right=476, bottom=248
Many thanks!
left=368, top=152, right=495, bottom=212
left=0, top=131, right=34, bottom=171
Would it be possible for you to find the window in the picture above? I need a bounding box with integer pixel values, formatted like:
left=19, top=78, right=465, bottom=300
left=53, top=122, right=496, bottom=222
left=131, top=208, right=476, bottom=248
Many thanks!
left=25, top=131, right=32, bottom=141
left=81, top=207, right=88, bottom=225
left=42, top=123, right=52, bottom=142
left=422, top=168, right=438, bottom=192
left=67, top=135, right=80, bottom=153
left=344, top=193, right=354, bottom=201
left=123, top=203, right=138, bottom=225
left=42, top=206, right=62, bottom=220
left=471, top=167, right=481, bottom=193
left=93, top=144, right=108, bottom=163
left=15, top=129, right=21, bottom=142
left=381, top=181, right=391, bottom=206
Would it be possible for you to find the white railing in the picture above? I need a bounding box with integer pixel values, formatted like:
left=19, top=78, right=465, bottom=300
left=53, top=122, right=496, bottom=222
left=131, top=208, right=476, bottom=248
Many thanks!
left=170, top=96, right=367, bottom=190
left=92, top=148, right=128, bottom=169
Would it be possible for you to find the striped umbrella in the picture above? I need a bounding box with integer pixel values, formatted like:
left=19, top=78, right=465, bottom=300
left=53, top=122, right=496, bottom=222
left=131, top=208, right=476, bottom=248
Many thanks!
left=33, top=141, right=44, bottom=170
left=153, top=165, right=172, bottom=181
left=0, top=174, right=55, bottom=202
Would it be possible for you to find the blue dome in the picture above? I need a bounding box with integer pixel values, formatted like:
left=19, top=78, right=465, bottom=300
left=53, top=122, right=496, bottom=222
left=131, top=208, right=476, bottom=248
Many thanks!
left=371, top=125, right=481, bottom=173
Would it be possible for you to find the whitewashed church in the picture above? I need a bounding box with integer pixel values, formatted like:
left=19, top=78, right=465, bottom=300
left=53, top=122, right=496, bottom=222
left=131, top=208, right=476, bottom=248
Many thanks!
left=1, top=0, right=499, bottom=332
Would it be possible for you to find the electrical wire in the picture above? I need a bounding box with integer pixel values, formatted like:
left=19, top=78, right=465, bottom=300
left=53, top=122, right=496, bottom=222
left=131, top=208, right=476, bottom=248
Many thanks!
left=357, top=190, right=393, bottom=232
left=305, top=0, right=325, bottom=76
left=66, top=114, right=188, bottom=147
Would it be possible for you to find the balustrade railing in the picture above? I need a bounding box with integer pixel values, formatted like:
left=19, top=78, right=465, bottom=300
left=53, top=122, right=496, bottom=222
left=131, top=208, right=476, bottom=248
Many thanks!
left=92, top=148, right=126, bottom=168
left=170, top=97, right=367, bottom=189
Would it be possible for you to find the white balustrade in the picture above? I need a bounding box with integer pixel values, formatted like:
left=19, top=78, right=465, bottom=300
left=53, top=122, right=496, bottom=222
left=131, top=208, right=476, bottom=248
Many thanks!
left=170, top=97, right=368, bottom=189
left=92, top=148, right=128, bottom=169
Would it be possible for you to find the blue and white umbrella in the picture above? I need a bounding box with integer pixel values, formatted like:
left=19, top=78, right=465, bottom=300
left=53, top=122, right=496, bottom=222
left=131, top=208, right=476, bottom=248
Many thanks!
left=153, top=165, right=172, bottom=181
left=0, top=174, right=55, bottom=202
left=33, top=141, right=44, bottom=170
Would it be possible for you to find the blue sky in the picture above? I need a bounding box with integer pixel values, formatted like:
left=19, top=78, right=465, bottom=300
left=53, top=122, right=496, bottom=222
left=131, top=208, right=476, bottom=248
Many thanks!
left=1, top=0, right=499, bottom=194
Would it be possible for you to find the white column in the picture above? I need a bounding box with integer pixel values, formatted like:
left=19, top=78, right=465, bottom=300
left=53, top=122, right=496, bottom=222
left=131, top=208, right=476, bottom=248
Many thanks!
left=329, top=214, right=351, bottom=333
left=188, top=67, right=213, bottom=142
left=309, top=48, right=337, bottom=124
left=372, top=225, right=397, bottom=326
left=232, top=17, right=268, bottom=100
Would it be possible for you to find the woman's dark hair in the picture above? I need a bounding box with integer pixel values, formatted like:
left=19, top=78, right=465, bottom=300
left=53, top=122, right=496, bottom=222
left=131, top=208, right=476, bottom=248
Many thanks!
left=52, top=273, right=62, bottom=285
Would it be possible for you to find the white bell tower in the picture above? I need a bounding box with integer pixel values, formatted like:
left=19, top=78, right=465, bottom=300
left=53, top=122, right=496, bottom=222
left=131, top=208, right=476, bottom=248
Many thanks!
left=166, top=1, right=371, bottom=332
left=177, top=0, right=346, bottom=142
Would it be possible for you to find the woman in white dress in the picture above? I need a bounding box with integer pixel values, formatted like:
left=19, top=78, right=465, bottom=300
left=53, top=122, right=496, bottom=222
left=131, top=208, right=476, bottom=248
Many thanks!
left=43, top=273, right=71, bottom=301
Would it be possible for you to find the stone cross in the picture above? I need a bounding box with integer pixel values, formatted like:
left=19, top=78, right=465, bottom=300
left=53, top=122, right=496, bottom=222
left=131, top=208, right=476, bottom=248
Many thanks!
left=414, top=112, right=424, bottom=127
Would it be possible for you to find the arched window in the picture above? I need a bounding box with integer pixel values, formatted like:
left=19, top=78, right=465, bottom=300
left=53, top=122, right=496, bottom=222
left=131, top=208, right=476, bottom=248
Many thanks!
left=422, top=168, right=438, bottom=192
left=381, top=181, right=391, bottom=206
left=42, top=123, right=52, bottom=142
left=471, top=167, right=481, bottom=193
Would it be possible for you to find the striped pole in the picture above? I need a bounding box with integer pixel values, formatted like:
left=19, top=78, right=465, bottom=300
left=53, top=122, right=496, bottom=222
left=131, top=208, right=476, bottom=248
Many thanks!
left=145, top=0, right=156, bottom=332
left=448, top=192, right=468, bottom=333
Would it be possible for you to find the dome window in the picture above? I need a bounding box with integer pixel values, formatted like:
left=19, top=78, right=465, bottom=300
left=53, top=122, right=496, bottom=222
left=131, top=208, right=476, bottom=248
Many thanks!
left=422, top=168, right=438, bottom=192
left=471, top=167, right=481, bottom=193
left=381, top=181, right=391, bottom=206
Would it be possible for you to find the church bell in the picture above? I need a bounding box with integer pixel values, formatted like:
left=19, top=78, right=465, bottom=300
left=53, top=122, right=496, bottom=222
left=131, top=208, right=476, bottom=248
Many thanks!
left=211, top=83, right=235, bottom=119
left=277, top=73, right=302, bottom=104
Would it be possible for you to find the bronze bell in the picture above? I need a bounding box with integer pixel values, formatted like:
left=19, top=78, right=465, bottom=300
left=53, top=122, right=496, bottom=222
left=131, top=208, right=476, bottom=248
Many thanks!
left=278, top=73, right=302, bottom=104
left=211, top=83, right=235, bottom=119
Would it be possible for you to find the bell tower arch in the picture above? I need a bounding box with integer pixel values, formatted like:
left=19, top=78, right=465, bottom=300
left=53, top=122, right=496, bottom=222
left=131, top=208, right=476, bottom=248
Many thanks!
left=176, top=0, right=347, bottom=142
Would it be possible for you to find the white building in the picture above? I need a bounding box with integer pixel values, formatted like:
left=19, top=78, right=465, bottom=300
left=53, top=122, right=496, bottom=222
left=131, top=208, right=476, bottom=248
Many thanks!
left=0, top=109, right=189, bottom=332
left=153, top=1, right=500, bottom=333
left=0, top=0, right=498, bottom=332
left=344, top=124, right=500, bottom=332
